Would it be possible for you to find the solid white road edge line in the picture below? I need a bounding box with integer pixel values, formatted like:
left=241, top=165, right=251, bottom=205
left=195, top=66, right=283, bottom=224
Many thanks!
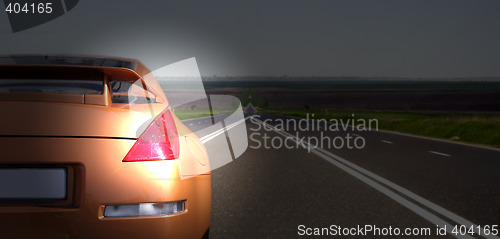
left=200, top=117, right=250, bottom=144
left=252, top=117, right=496, bottom=239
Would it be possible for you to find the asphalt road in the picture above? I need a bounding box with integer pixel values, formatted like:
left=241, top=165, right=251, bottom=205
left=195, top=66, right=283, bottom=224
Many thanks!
left=183, top=114, right=500, bottom=238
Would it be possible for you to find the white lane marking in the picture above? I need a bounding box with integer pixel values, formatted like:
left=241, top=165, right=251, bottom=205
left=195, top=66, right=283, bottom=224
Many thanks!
left=200, top=118, right=246, bottom=144
left=379, top=129, right=500, bottom=153
left=252, top=117, right=494, bottom=239
left=181, top=115, right=214, bottom=123
left=381, top=140, right=393, bottom=144
left=199, top=119, right=241, bottom=142
left=189, top=124, right=193, bottom=126
left=429, top=151, right=451, bottom=157
left=200, top=117, right=249, bottom=144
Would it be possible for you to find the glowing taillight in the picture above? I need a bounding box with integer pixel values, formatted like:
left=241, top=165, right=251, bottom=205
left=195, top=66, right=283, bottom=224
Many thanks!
left=123, top=108, right=179, bottom=162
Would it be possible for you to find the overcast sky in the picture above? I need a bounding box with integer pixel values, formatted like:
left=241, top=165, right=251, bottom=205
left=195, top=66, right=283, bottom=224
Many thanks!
left=1, top=0, right=499, bottom=77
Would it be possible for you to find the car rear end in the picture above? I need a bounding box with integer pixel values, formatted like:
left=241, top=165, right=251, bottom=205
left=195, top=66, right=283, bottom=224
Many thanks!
left=0, top=57, right=211, bottom=239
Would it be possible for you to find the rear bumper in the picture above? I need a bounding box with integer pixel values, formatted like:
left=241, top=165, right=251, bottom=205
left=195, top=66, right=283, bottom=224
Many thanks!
left=0, top=137, right=211, bottom=239
left=0, top=175, right=211, bottom=239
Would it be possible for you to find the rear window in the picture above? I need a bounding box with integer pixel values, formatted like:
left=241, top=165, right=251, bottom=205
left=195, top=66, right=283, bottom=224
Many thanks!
left=0, top=79, right=103, bottom=95
left=0, top=66, right=104, bottom=95
left=0, top=66, right=157, bottom=105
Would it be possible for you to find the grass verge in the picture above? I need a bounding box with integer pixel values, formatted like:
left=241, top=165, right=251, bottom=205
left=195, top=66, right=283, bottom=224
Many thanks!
left=261, top=109, right=500, bottom=148
left=174, top=109, right=233, bottom=121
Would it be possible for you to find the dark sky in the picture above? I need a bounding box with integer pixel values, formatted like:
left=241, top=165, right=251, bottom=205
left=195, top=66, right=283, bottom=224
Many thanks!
left=1, top=0, right=499, bottom=77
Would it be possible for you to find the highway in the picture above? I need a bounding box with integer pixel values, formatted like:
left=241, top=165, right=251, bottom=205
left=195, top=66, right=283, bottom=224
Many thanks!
left=182, top=114, right=500, bottom=238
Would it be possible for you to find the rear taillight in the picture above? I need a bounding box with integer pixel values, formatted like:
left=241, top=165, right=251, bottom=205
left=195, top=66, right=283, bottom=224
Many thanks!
left=123, top=108, right=180, bottom=162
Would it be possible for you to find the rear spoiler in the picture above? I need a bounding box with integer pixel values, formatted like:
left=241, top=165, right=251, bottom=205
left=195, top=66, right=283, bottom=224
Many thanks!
left=0, top=65, right=154, bottom=106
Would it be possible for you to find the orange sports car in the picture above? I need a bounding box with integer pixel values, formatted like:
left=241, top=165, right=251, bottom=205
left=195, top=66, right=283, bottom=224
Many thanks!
left=0, top=55, right=211, bottom=239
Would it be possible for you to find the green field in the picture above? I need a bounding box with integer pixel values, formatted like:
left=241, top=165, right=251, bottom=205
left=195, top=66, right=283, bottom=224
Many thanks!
left=174, top=109, right=233, bottom=120
left=172, top=79, right=500, bottom=148
left=261, top=109, right=500, bottom=148
left=174, top=108, right=500, bottom=148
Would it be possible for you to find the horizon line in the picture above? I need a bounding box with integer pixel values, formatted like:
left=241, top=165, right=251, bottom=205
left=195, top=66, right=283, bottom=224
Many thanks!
left=155, top=75, right=500, bottom=80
